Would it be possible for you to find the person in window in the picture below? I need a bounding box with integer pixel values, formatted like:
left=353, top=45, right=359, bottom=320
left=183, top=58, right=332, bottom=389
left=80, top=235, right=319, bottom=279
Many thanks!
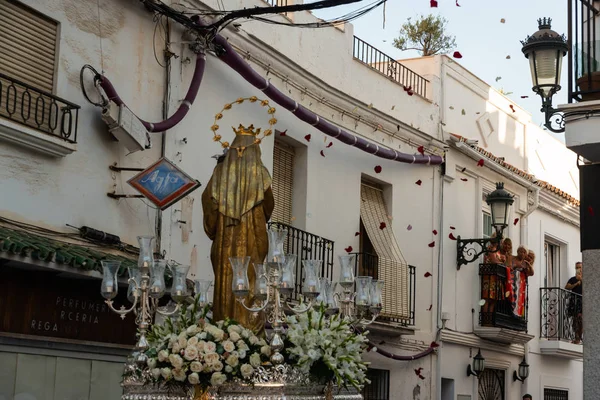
left=565, top=262, right=583, bottom=344
left=481, top=234, right=506, bottom=318
left=509, top=246, right=530, bottom=318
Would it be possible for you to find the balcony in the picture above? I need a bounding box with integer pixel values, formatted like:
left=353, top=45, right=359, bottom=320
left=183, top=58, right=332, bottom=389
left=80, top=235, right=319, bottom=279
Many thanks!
left=267, top=222, right=334, bottom=301
left=352, top=36, right=429, bottom=98
left=568, top=0, right=600, bottom=102
left=474, top=264, right=534, bottom=345
left=0, top=72, right=79, bottom=156
left=539, top=287, right=583, bottom=359
left=352, top=252, right=416, bottom=332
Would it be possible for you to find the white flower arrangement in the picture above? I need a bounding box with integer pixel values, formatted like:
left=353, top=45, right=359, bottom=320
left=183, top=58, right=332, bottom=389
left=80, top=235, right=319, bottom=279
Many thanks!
left=285, top=307, right=370, bottom=390
left=144, top=297, right=269, bottom=389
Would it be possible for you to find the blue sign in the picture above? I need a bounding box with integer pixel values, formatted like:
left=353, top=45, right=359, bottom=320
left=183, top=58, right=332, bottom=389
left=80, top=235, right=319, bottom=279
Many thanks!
left=128, top=158, right=201, bottom=210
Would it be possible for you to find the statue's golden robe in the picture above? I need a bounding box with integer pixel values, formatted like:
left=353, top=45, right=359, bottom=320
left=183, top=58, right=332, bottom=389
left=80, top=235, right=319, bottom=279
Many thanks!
left=201, top=131, right=274, bottom=331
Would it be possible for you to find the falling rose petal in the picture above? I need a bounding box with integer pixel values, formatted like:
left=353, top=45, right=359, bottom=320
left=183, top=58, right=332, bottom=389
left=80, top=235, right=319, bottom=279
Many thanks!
left=415, top=179, right=422, bottom=186
left=455, top=0, right=460, bottom=6
left=449, top=106, right=455, bottom=110
left=427, top=304, right=433, bottom=311
left=379, top=222, right=387, bottom=230
left=368, top=103, right=373, bottom=109
left=397, top=125, right=400, bottom=131
left=461, top=109, right=466, bottom=115
left=419, top=374, right=426, bottom=380
left=304, top=134, right=311, bottom=142
left=433, top=229, right=438, bottom=235
left=407, top=224, right=413, bottom=231
left=453, top=51, right=463, bottom=59
left=521, top=95, right=529, bottom=98
left=344, top=246, right=353, bottom=253
left=430, top=0, right=438, bottom=7
left=450, top=226, right=456, bottom=230
left=326, top=142, right=333, bottom=148
left=477, top=159, right=484, bottom=167
left=460, top=178, right=468, bottom=182
left=510, top=104, right=516, bottom=113
left=374, top=165, right=382, bottom=174
left=500, top=18, right=506, bottom=23
left=391, top=105, right=396, bottom=110
left=449, top=232, right=457, bottom=240
left=424, top=272, right=432, bottom=277
left=291, top=216, right=297, bottom=222
left=355, top=232, right=361, bottom=236
left=506, top=55, right=511, bottom=59
left=589, top=206, right=595, bottom=216
left=514, top=218, right=519, bottom=225
left=479, top=299, right=486, bottom=306
left=414, top=367, right=423, bottom=375
left=495, top=76, right=502, bottom=82
left=320, top=150, right=325, bottom=157
left=279, top=129, right=287, bottom=136
left=418, top=145, right=425, bottom=155
left=461, top=167, right=467, bottom=172
left=430, top=341, right=440, bottom=348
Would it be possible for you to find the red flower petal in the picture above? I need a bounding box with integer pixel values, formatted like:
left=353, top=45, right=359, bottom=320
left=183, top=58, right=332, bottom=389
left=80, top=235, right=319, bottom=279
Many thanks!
left=355, top=232, right=361, bottom=236
left=304, top=134, right=311, bottom=142
left=427, top=304, right=433, bottom=311
left=417, top=145, right=425, bottom=155
left=379, top=222, right=387, bottom=230
left=509, top=104, right=516, bottom=113
left=450, top=226, right=456, bottom=230
left=424, top=272, right=432, bottom=277
left=415, top=179, right=422, bottom=186
left=407, top=224, right=413, bottom=231
left=460, top=178, right=468, bottom=182
left=428, top=241, right=435, bottom=248
left=430, top=0, right=438, bottom=7
left=374, top=165, right=382, bottom=174
left=477, top=159, right=484, bottom=167
left=414, top=367, right=423, bottom=375
left=513, top=218, right=520, bottom=225
left=320, top=150, right=325, bottom=157
left=589, top=206, right=595, bottom=216
left=521, top=95, right=529, bottom=99
left=279, top=129, right=287, bottom=136
left=453, top=51, right=463, bottom=59
left=461, top=167, right=467, bottom=172
left=407, top=88, right=414, bottom=96
left=344, top=246, right=353, bottom=253
left=455, top=0, right=460, bottom=5
left=430, top=341, right=440, bottom=348
left=432, top=229, right=438, bottom=235
left=419, top=374, right=426, bottom=380
left=326, top=142, right=333, bottom=148
left=449, top=232, right=457, bottom=240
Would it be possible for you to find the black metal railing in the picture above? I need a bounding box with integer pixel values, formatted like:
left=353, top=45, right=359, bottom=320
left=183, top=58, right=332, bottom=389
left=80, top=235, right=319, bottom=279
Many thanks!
left=362, top=368, right=390, bottom=400
left=0, top=72, right=79, bottom=143
left=263, top=0, right=288, bottom=6
left=267, top=222, right=334, bottom=301
left=568, top=0, right=600, bottom=102
left=353, top=36, right=429, bottom=98
left=479, top=263, right=528, bottom=332
left=352, top=252, right=416, bottom=326
left=540, top=287, right=583, bottom=343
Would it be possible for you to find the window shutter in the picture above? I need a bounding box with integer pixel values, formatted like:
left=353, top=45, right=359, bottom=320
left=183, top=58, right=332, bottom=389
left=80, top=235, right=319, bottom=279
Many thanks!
left=0, top=0, right=57, bottom=93
left=271, top=141, right=294, bottom=224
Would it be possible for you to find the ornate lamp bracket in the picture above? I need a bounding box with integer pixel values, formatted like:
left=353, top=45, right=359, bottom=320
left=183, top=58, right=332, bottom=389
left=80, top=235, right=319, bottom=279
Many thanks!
left=456, top=235, right=501, bottom=270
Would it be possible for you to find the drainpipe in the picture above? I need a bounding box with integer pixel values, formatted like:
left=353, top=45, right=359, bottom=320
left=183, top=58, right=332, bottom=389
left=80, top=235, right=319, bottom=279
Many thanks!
left=520, top=187, right=540, bottom=248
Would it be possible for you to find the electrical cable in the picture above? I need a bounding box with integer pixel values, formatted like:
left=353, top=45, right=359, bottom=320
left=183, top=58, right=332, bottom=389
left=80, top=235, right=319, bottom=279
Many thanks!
left=80, top=64, right=106, bottom=107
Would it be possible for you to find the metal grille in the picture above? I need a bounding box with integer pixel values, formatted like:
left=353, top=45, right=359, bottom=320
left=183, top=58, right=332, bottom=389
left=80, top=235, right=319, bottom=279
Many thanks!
left=478, top=369, right=505, bottom=400
left=568, top=0, right=600, bottom=102
left=263, top=0, right=288, bottom=6
left=544, top=388, right=569, bottom=400
left=479, top=264, right=528, bottom=331
left=271, top=140, right=294, bottom=224
left=362, top=369, right=389, bottom=400
left=540, top=287, right=582, bottom=342
left=353, top=36, right=429, bottom=98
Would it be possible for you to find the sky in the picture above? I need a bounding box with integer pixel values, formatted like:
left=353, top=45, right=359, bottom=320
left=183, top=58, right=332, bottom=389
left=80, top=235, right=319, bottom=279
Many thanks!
left=315, top=0, right=568, bottom=140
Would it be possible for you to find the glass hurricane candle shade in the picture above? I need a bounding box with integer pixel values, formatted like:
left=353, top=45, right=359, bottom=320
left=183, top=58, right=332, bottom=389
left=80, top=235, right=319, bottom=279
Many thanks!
left=370, top=280, right=384, bottom=310
left=127, top=267, right=141, bottom=303
left=355, top=276, right=373, bottom=307
left=266, top=227, right=288, bottom=264
left=169, top=264, right=190, bottom=302
left=149, top=260, right=167, bottom=299
left=279, top=254, right=297, bottom=296
left=302, top=260, right=322, bottom=298
left=137, top=236, right=155, bottom=270
left=230, top=257, right=251, bottom=298
left=338, top=254, right=356, bottom=289
left=194, top=279, right=212, bottom=305
left=254, top=263, right=269, bottom=301
left=316, top=277, right=337, bottom=309
left=101, top=260, right=121, bottom=300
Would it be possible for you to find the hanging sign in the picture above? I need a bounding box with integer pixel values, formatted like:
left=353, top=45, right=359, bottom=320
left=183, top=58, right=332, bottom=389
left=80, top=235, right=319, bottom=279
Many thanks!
left=128, top=157, right=201, bottom=210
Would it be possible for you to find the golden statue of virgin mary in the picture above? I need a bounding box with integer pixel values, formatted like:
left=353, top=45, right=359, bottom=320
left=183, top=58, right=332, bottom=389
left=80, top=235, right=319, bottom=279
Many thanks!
left=201, top=124, right=274, bottom=331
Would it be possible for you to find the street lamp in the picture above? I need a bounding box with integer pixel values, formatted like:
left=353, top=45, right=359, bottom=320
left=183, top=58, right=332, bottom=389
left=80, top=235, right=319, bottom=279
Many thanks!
left=456, top=182, right=515, bottom=269
left=521, top=17, right=568, bottom=133
left=513, top=356, right=530, bottom=383
left=467, top=349, right=485, bottom=378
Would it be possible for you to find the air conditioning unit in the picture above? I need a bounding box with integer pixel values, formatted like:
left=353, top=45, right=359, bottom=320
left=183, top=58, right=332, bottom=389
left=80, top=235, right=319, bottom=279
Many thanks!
left=101, top=101, right=148, bottom=153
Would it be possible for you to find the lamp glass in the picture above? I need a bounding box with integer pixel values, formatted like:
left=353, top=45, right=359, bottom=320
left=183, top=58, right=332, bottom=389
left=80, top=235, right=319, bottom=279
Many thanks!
left=529, top=48, right=562, bottom=99
left=518, top=359, right=530, bottom=379
left=473, top=350, right=485, bottom=374
left=490, top=201, right=509, bottom=228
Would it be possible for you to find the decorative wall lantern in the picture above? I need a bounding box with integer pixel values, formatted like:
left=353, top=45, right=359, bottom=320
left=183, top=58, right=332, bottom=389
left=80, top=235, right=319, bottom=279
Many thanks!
left=521, top=18, right=568, bottom=133
left=513, top=356, right=530, bottom=383
left=456, top=182, right=514, bottom=269
left=467, top=349, right=485, bottom=378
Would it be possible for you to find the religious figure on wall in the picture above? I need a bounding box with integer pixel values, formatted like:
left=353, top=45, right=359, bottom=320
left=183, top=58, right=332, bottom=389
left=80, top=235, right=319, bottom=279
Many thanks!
left=201, top=124, right=274, bottom=332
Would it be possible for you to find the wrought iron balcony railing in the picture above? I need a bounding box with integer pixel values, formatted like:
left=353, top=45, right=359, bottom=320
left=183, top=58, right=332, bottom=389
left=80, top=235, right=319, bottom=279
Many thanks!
left=353, top=36, right=429, bottom=98
left=0, top=72, right=80, bottom=143
left=267, top=222, right=334, bottom=301
left=352, top=252, right=416, bottom=326
left=540, top=287, right=583, bottom=343
left=568, top=0, right=600, bottom=102
left=479, top=263, right=528, bottom=332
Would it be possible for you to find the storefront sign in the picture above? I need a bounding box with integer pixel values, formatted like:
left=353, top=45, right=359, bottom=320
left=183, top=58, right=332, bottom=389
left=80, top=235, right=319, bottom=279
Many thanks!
left=0, top=267, right=136, bottom=346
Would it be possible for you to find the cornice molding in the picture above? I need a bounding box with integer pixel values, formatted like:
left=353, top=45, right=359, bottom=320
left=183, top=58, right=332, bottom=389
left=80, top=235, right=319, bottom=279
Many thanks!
left=440, top=329, right=525, bottom=357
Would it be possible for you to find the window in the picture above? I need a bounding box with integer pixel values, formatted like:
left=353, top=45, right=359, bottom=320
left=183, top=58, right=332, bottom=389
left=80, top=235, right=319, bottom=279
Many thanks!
left=362, top=369, right=389, bottom=400
left=483, top=212, right=493, bottom=238
left=271, top=140, right=294, bottom=224
left=478, top=368, right=505, bottom=400
left=544, top=388, right=568, bottom=400
left=545, top=241, right=561, bottom=287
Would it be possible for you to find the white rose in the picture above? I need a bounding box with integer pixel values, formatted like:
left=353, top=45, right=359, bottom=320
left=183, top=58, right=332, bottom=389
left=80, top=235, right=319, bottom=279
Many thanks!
left=196, top=340, right=206, bottom=353
left=169, top=354, right=184, bottom=369
left=161, top=367, right=172, bottom=380
left=187, top=325, right=199, bottom=336
left=212, top=329, right=225, bottom=341
left=190, top=361, right=203, bottom=373
left=238, top=349, right=247, bottom=360
left=261, top=345, right=271, bottom=356
left=204, top=352, right=219, bottom=365
left=225, top=365, right=233, bottom=373
left=222, top=340, right=235, bottom=353
left=226, top=354, right=239, bottom=368
left=184, top=346, right=199, bottom=361
left=228, top=324, right=242, bottom=334
left=188, top=372, right=200, bottom=385
left=158, top=350, right=169, bottom=362
left=210, top=372, right=227, bottom=386
left=147, top=358, right=157, bottom=369
left=212, top=361, right=224, bottom=372
left=188, top=336, right=199, bottom=347
left=241, top=329, right=250, bottom=339
left=240, top=364, right=254, bottom=379
left=229, top=331, right=241, bottom=342
left=199, top=332, right=207, bottom=340
left=178, top=336, right=188, bottom=349
left=173, top=368, right=187, bottom=382
left=172, top=343, right=181, bottom=354
left=248, top=336, right=259, bottom=345
left=151, top=368, right=161, bottom=380
left=257, top=339, right=267, bottom=347
left=169, top=334, right=178, bottom=345
left=205, top=341, right=217, bottom=353
left=249, top=353, right=261, bottom=368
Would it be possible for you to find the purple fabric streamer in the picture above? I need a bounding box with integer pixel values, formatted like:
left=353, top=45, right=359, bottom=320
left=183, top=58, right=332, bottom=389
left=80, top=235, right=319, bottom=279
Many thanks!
left=368, top=341, right=436, bottom=360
